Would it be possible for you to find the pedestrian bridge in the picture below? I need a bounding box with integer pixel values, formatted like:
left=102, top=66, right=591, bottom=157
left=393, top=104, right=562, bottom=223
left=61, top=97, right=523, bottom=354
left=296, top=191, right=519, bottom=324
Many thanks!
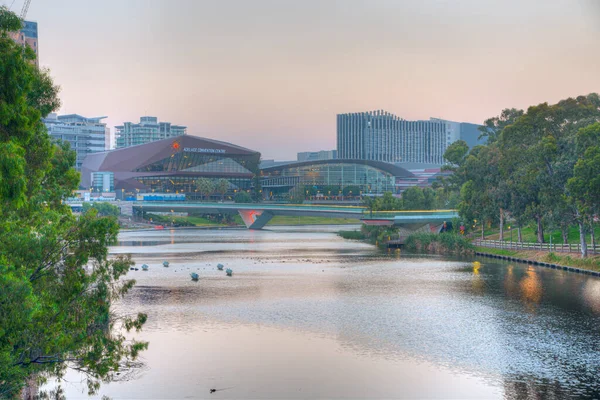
left=131, top=202, right=458, bottom=230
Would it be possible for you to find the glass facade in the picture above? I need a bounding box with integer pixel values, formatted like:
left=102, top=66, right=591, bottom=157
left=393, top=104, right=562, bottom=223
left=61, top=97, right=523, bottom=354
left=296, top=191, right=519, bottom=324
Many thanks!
left=81, top=135, right=262, bottom=199
left=337, top=110, right=449, bottom=164
left=136, top=153, right=256, bottom=174
left=261, top=161, right=397, bottom=195
left=132, top=150, right=259, bottom=195
left=134, top=176, right=253, bottom=194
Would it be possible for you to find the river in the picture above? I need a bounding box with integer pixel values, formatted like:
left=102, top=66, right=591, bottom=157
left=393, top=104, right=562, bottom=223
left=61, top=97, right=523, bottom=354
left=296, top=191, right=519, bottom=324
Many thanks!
left=60, top=226, right=600, bottom=399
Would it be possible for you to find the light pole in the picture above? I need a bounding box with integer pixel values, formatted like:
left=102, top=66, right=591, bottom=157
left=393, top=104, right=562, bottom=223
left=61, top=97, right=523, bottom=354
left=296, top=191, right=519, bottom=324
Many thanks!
left=508, top=225, right=512, bottom=249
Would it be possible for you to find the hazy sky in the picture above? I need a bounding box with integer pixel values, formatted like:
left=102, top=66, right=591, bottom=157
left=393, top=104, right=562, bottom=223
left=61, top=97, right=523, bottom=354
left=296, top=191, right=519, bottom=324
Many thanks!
left=10, top=0, right=600, bottom=159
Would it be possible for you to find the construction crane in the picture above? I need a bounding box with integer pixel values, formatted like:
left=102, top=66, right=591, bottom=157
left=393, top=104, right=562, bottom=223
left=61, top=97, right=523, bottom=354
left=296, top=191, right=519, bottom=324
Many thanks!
left=20, top=0, right=32, bottom=20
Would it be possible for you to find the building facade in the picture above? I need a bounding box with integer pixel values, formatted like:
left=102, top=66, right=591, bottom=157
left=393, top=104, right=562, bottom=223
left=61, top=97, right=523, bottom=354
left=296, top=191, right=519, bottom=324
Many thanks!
left=115, top=116, right=186, bottom=149
left=297, top=150, right=337, bottom=162
left=82, top=135, right=260, bottom=198
left=10, top=20, right=38, bottom=65
left=44, top=113, right=109, bottom=170
left=260, top=159, right=414, bottom=197
left=337, top=110, right=484, bottom=166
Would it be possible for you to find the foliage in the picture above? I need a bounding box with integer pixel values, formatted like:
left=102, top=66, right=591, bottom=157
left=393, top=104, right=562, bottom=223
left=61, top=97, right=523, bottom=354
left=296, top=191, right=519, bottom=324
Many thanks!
left=342, top=185, right=361, bottom=196
left=404, top=233, right=475, bottom=255
left=195, top=178, right=214, bottom=200
left=0, top=8, right=146, bottom=398
left=82, top=202, right=120, bottom=217
left=337, top=230, right=365, bottom=240
left=234, top=191, right=253, bottom=203
left=214, top=179, right=230, bottom=200
left=443, top=95, right=600, bottom=257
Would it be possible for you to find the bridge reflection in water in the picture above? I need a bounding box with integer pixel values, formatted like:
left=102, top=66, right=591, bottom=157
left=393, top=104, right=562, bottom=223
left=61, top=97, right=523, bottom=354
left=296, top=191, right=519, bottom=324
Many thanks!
left=131, top=201, right=458, bottom=230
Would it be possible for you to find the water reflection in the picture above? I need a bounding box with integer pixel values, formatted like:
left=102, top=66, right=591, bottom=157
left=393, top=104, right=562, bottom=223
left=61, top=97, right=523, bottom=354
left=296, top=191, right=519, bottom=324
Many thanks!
left=60, top=227, right=600, bottom=399
left=519, top=268, right=542, bottom=312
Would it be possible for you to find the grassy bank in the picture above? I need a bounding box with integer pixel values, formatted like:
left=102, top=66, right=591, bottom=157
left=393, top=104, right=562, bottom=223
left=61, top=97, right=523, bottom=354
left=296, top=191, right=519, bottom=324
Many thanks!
left=475, top=246, right=600, bottom=272
left=405, top=232, right=475, bottom=255
left=481, top=224, right=600, bottom=244
left=147, top=213, right=358, bottom=227
left=269, top=216, right=356, bottom=225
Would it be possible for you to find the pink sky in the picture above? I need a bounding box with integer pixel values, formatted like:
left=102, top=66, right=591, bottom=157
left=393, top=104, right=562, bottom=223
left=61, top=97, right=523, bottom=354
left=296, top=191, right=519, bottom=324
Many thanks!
left=14, top=0, right=600, bottom=159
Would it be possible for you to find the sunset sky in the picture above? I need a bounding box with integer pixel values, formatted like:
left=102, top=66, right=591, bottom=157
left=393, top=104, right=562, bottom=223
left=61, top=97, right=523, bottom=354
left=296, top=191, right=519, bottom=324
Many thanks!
left=12, top=0, right=600, bottom=159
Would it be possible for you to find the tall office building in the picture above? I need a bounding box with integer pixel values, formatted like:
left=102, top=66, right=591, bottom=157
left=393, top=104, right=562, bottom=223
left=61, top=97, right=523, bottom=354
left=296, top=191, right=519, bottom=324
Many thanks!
left=337, top=110, right=448, bottom=164
left=10, top=21, right=38, bottom=65
left=115, top=116, right=186, bottom=148
left=337, top=110, right=483, bottom=166
left=44, top=114, right=110, bottom=171
left=297, top=150, right=337, bottom=162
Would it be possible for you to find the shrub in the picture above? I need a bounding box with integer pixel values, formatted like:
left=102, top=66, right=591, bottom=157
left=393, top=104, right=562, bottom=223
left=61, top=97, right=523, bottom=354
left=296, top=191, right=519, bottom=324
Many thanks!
left=405, top=232, right=474, bottom=255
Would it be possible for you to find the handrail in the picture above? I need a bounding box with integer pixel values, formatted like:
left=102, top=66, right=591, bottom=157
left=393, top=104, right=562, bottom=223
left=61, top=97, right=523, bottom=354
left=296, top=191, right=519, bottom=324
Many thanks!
left=474, top=239, right=599, bottom=254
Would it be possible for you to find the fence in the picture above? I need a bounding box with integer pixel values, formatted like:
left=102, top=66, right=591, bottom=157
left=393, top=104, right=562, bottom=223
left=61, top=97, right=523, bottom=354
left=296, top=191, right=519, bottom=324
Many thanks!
left=474, top=239, right=599, bottom=254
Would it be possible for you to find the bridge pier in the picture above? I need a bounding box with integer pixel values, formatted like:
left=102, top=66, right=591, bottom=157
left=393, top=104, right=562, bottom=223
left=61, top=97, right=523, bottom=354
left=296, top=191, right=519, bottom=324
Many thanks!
left=238, top=210, right=274, bottom=230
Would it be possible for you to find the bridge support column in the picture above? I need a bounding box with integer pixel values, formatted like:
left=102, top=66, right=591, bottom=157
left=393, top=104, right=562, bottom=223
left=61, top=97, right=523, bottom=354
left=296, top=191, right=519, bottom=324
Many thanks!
left=238, top=210, right=274, bottom=230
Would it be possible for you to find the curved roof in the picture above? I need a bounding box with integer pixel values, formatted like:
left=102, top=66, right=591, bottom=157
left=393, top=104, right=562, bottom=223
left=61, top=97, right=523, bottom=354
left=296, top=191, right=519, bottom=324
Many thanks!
left=261, top=159, right=414, bottom=178
left=81, top=135, right=260, bottom=189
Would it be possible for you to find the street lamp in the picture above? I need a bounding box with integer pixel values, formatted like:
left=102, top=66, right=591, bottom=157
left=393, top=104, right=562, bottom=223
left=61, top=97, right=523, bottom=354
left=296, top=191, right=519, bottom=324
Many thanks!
left=508, top=225, right=512, bottom=248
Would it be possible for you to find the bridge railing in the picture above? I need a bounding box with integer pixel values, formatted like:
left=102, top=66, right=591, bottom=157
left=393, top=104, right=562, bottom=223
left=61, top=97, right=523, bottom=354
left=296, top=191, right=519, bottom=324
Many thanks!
left=361, top=210, right=458, bottom=219
left=474, top=239, right=599, bottom=254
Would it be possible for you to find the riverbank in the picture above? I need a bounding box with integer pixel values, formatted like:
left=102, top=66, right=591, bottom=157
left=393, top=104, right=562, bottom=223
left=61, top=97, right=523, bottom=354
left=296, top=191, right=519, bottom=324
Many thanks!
left=144, top=213, right=356, bottom=228
left=474, top=246, right=600, bottom=273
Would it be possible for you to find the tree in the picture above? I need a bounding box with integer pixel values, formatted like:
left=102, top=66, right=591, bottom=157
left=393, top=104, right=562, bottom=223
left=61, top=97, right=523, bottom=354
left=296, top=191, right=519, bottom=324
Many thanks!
left=478, top=108, right=524, bottom=144
left=402, top=187, right=425, bottom=210
left=234, top=191, right=253, bottom=203
left=215, top=179, right=230, bottom=201
left=567, top=123, right=600, bottom=257
left=0, top=8, right=146, bottom=398
left=443, top=140, right=470, bottom=168
left=82, top=202, right=120, bottom=217
left=342, top=185, right=361, bottom=197
left=195, top=178, right=214, bottom=201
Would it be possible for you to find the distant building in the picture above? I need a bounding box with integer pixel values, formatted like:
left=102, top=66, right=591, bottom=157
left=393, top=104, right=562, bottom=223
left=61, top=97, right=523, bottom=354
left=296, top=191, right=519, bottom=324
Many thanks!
left=297, top=150, right=337, bottom=162
left=91, top=172, right=114, bottom=193
left=337, top=110, right=484, bottom=167
left=44, top=113, right=109, bottom=171
left=429, top=118, right=486, bottom=149
left=82, top=135, right=260, bottom=199
left=260, top=159, right=295, bottom=169
left=115, top=116, right=186, bottom=148
left=9, top=20, right=38, bottom=65
left=260, top=159, right=414, bottom=197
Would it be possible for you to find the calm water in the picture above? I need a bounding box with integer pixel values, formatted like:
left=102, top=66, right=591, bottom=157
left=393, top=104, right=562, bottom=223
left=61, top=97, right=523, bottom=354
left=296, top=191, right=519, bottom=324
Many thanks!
left=60, top=226, right=600, bottom=399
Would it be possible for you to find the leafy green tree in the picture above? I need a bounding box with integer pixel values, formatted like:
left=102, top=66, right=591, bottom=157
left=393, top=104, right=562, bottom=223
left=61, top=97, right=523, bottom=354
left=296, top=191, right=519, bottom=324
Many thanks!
left=342, top=185, right=361, bottom=197
left=234, top=191, right=253, bottom=203
left=82, top=202, right=120, bottom=217
left=567, top=123, right=600, bottom=257
left=0, top=8, right=146, bottom=397
left=443, top=140, right=470, bottom=168
left=215, top=178, right=230, bottom=201
left=478, top=108, right=524, bottom=144
left=195, top=178, right=215, bottom=201
left=402, top=187, right=426, bottom=210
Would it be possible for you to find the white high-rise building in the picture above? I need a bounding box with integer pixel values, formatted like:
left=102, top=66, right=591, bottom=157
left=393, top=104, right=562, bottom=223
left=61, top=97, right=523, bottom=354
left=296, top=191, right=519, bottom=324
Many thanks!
left=337, top=110, right=484, bottom=166
left=115, top=116, right=186, bottom=149
left=44, top=114, right=109, bottom=171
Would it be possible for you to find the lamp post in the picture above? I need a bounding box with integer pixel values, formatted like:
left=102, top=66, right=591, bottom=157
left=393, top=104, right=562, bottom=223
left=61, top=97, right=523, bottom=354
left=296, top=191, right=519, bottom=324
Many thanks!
left=508, top=225, right=512, bottom=249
